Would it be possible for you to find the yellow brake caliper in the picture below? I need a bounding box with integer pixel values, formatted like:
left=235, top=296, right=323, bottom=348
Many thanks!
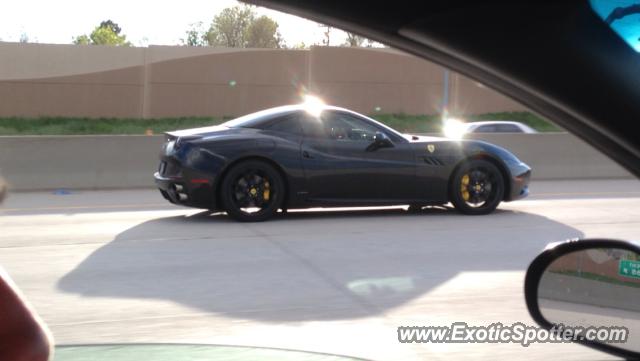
left=263, top=181, right=270, bottom=201
left=460, top=174, right=470, bottom=201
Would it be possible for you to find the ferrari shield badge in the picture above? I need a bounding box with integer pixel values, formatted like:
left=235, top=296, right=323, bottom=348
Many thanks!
left=427, top=144, right=435, bottom=153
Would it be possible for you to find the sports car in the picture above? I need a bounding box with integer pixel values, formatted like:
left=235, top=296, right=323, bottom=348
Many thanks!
left=154, top=104, right=531, bottom=221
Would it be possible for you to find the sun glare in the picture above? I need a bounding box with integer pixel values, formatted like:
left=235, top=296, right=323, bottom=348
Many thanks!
left=301, top=95, right=325, bottom=117
left=442, top=117, right=467, bottom=140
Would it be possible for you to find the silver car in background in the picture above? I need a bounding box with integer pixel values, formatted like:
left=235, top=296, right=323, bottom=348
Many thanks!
left=463, top=121, right=537, bottom=134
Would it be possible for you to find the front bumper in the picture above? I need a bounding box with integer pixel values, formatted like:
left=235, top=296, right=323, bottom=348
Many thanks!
left=506, top=166, right=531, bottom=201
left=154, top=172, right=217, bottom=209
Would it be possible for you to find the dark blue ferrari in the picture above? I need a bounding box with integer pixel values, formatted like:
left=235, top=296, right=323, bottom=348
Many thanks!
left=154, top=103, right=531, bottom=221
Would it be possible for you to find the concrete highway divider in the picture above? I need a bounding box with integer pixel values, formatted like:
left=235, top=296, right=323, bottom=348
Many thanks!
left=0, top=135, right=164, bottom=191
left=539, top=272, right=640, bottom=313
left=0, top=133, right=632, bottom=191
left=462, top=133, right=632, bottom=180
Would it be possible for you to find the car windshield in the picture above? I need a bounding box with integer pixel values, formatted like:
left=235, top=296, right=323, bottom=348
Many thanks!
left=1, top=1, right=639, bottom=361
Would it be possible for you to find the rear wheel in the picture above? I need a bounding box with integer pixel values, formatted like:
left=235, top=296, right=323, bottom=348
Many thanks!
left=220, top=160, right=285, bottom=222
left=450, top=159, right=504, bottom=215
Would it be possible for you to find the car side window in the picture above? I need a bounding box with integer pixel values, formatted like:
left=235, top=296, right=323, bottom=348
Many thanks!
left=302, top=111, right=380, bottom=141
left=262, top=114, right=303, bottom=135
left=496, top=124, right=523, bottom=133
left=474, top=125, right=497, bottom=133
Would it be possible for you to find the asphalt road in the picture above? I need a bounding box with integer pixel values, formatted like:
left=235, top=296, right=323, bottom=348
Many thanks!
left=1, top=179, right=640, bottom=361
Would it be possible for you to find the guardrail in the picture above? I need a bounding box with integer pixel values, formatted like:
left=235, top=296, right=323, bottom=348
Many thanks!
left=0, top=133, right=632, bottom=191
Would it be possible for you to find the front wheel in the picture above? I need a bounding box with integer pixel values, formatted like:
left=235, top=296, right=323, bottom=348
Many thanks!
left=220, top=160, right=285, bottom=222
left=450, top=159, right=504, bottom=215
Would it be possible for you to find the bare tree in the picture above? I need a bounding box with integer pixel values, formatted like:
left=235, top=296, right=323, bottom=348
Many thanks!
left=343, top=32, right=366, bottom=47
left=319, top=24, right=332, bottom=46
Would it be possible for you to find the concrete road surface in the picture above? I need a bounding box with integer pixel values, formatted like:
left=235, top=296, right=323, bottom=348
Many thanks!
left=1, top=179, right=640, bottom=361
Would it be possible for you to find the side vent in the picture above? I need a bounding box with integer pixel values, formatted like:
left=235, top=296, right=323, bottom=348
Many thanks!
left=422, top=156, right=445, bottom=166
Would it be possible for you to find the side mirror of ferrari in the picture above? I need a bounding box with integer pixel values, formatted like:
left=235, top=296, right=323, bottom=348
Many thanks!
left=525, top=239, right=640, bottom=359
left=366, top=132, right=394, bottom=152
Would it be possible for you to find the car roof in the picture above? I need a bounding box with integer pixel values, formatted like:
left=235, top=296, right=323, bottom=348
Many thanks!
left=220, top=104, right=405, bottom=138
left=247, top=0, right=640, bottom=178
left=219, top=104, right=349, bottom=126
left=230, top=104, right=367, bottom=116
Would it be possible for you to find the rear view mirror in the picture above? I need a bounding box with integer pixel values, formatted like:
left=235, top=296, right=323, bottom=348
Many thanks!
left=525, top=239, right=640, bottom=359
left=366, top=131, right=393, bottom=152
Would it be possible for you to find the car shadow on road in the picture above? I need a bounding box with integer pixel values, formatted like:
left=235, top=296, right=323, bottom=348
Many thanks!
left=58, top=207, right=584, bottom=322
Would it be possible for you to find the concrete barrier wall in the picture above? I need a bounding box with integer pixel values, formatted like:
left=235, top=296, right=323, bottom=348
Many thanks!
left=465, top=133, right=632, bottom=180
left=539, top=273, right=640, bottom=314
left=0, top=133, right=632, bottom=191
left=0, top=135, right=164, bottom=190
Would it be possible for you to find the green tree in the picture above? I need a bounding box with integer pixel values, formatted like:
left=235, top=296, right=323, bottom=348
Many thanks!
left=73, top=20, right=131, bottom=46
left=203, top=5, right=282, bottom=48
left=181, top=22, right=207, bottom=46
left=99, top=20, right=122, bottom=35
left=246, top=16, right=283, bottom=48
left=72, top=34, right=90, bottom=45
left=289, top=41, right=308, bottom=49
left=206, top=5, right=254, bottom=47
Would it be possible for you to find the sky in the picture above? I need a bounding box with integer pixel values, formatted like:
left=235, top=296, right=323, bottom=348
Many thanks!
left=0, top=0, right=354, bottom=47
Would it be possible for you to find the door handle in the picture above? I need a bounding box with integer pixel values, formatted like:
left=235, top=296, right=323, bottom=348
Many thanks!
left=302, top=150, right=313, bottom=159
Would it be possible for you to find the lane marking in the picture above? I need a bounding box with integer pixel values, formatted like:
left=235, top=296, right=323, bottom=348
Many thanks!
left=1, top=191, right=639, bottom=213
left=0, top=203, right=169, bottom=212
left=530, top=191, right=640, bottom=197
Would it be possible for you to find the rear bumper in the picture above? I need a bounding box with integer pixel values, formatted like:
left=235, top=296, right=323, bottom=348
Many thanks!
left=154, top=172, right=217, bottom=209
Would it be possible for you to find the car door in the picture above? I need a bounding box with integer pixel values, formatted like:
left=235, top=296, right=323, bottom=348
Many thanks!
left=299, top=110, right=417, bottom=202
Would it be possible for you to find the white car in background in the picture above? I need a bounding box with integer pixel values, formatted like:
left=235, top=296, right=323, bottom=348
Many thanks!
left=463, top=121, right=538, bottom=134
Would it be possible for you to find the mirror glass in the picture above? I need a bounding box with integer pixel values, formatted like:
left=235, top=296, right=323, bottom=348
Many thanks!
left=539, top=247, right=640, bottom=352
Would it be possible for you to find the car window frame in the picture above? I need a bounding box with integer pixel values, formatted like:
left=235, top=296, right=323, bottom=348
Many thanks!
left=301, top=110, right=405, bottom=144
